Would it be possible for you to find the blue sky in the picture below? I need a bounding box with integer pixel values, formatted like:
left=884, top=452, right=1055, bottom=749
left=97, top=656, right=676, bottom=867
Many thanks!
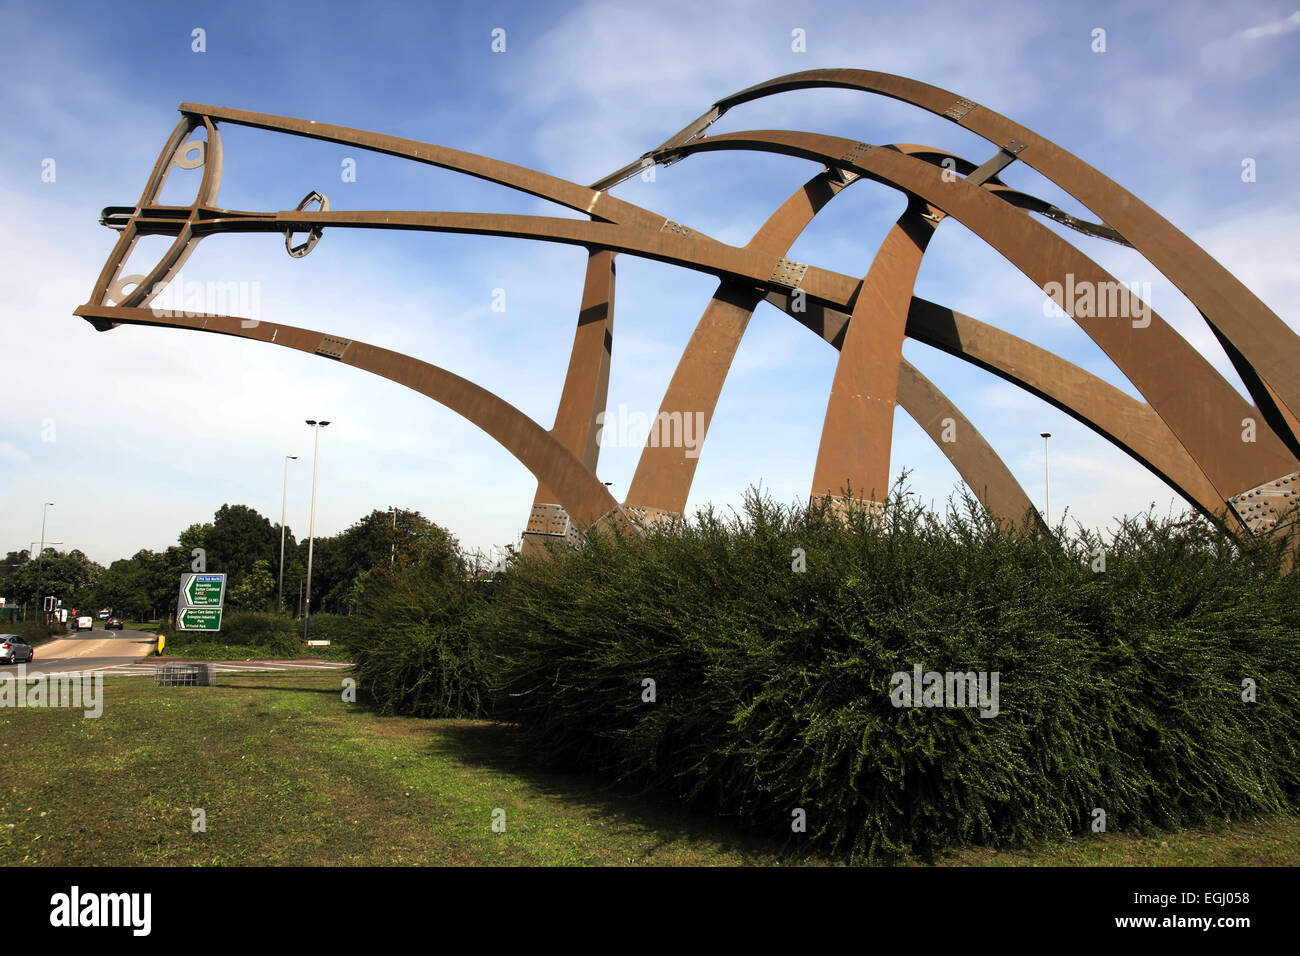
left=2, top=0, right=1298, bottom=564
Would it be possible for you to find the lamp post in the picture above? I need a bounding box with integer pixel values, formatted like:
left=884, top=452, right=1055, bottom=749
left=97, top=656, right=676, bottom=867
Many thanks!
left=278, top=455, right=298, bottom=612
left=33, top=501, right=53, bottom=621
left=1040, top=433, right=1052, bottom=527
left=303, top=421, right=330, bottom=641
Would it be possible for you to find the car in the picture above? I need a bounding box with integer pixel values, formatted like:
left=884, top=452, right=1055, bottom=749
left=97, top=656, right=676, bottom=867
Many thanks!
left=0, top=635, right=34, bottom=664
left=106, top=617, right=124, bottom=630
left=76, top=615, right=94, bottom=631
left=97, top=610, right=111, bottom=620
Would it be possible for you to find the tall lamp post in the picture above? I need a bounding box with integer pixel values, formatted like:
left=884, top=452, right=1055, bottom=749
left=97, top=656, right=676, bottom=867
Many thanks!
left=303, top=421, right=330, bottom=641
left=1040, top=432, right=1052, bottom=527
left=278, top=454, right=298, bottom=612
left=33, top=501, right=53, bottom=621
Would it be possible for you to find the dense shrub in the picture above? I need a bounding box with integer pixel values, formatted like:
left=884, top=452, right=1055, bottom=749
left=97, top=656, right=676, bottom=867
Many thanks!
left=345, top=558, right=491, bottom=718
left=483, top=488, right=1300, bottom=862
left=297, top=612, right=360, bottom=646
left=162, top=611, right=299, bottom=657
left=4, top=621, right=63, bottom=644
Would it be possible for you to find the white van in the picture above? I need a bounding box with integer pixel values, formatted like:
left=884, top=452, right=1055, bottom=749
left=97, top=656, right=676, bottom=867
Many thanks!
left=77, top=615, right=94, bottom=631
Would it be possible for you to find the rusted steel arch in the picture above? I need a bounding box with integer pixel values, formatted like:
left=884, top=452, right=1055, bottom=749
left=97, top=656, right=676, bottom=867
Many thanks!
left=624, top=169, right=1040, bottom=529
left=812, top=198, right=940, bottom=505
left=892, top=146, right=1131, bottom=247
left=764, top=289, right=1236, bottom=527
left=115, top=204, right=863, bottom=313
left=95, top=106, right=1108, bottom=531
left=116, top=164, right=1251, bottom=527
left=522, top=248, right=618, bottom=554
left=80, top=94, right=1292, bottom=549
left=596, top=69, right=1300, bottom=459
left=181, top=102, right=665, bottom=231
left=648, top=130, right=1299, bottom=503
left=896, top=361, right=1042, bottom=530
left=73, top=304, right=631, bottom=537
left=624, top=169, right=853, bottom=517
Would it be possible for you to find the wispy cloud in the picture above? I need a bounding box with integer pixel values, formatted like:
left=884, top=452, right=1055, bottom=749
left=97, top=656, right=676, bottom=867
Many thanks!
left=1241, top=9, right=1300, bottom=39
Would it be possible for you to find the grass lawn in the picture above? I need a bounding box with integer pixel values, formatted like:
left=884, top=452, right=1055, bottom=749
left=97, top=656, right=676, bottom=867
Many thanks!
left=158, top=640, right=352, bottom=661
left=1, top=672, right=1296, bottom=866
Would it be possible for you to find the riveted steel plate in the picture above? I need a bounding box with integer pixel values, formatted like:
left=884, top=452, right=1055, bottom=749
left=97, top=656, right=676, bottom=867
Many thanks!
left=769, top=257, right=809, bottom=289
left=943, top=98, right=978, bottom=121
left=315, top=335, right=352, bottom=360
left=838, top=141, right=873, bottom=168
left=1228, top=470, right=1300, bottom=533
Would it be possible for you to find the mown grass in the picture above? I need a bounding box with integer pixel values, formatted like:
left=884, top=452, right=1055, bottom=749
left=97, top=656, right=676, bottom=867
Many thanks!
left=1, top=672, right=1296, bottom=866
left=159, top=641, right=352, bottom=661
left=0, top=673, right=822, bottom=866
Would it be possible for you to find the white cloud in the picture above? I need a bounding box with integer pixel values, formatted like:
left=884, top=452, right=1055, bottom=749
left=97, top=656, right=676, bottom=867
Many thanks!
left=1241, top=9, right=1300, bottom=39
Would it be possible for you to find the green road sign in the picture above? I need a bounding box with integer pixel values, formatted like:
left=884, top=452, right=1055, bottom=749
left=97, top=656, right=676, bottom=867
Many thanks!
left=183, top=573, right=226, bottom=607
left=177, top=606, right=223, bottom=631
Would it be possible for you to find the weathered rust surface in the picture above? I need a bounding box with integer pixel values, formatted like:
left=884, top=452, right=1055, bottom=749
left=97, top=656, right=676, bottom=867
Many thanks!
left=522, top=249, right=618, bottom=555
left=76, top=83, right=1299, bottom=549
left=75, top=304, right=631, bottom=536
left=605, top=69, right=1300, bottom=457
left=812, top=199, right=939, bottom=503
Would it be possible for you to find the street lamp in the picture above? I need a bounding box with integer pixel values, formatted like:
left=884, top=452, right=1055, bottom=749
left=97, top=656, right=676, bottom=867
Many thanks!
left=278, top=455, right=298, bottom=612
left=1040, top=433, right=1052, bottom=526
left=303, top=421, right=330, bottom=641
left=33, top=501, right=53, bottom=621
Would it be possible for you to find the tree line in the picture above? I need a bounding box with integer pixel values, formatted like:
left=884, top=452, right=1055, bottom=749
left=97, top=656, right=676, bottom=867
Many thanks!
left=0, top=504, right=476, bottom=622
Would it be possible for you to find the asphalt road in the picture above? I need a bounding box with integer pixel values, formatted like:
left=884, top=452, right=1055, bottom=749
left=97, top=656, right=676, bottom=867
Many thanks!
left=0, top=626, right=156, bottom=678
left=0, top=626, right=351, bottom=679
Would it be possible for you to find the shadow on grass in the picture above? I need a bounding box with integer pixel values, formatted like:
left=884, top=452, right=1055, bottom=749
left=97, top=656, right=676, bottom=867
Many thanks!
left=432, top=721, right=835, bottom=866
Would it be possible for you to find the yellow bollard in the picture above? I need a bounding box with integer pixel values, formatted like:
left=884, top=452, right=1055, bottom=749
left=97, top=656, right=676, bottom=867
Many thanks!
left=156, top=634, right=165, bottom=656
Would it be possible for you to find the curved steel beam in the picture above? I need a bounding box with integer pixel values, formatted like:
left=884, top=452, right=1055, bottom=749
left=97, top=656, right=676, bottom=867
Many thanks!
left=624, top=170, right=1040, bottom=528
left=766, top=290, right=1235, bottom=525
left=182, top=102, right=664, bottom=230
left=812, top=197, right=939, bottom=504
left=523, top=248, right=618, bottom=553
left=599, top=69, right=1300, bottom=458
left=624, top=169, right=850, bottom=514
left=73, top=304, right=631, bottom=537
left=81, top=99, right=1284, bottom=542
left=650, top=130, right=1299, bottom=502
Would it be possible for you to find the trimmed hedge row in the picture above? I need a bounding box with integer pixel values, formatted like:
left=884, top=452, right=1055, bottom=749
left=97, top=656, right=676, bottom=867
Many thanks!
left=482, top=492, right=1300, bottom=862
left=342, top=562, right=491, bottom=718
left=160, top=611, right=298, bottom=657
left=340, top=489, right=1300, bottom=862
left=3, top=621, right=64, bottom=645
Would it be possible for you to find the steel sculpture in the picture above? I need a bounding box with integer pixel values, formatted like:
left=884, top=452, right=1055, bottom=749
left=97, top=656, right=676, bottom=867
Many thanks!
left=75, top=71, right=1300, bottom=552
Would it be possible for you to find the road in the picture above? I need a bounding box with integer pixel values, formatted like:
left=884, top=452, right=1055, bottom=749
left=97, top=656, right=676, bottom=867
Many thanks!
left=4, top=625, right=156, bottom=677
left=0, top=627, right=351, bottom=679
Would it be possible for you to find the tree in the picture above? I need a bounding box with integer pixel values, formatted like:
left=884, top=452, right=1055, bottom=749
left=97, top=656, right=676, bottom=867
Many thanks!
left=304, top=509, right=461, bottom=614
left=228, top=559, right=275, bottom=610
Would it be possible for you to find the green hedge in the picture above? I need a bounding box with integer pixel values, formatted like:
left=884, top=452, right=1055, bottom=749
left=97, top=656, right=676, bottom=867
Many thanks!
left=3, top=621, right=63, bottom=645
left=345, top=561, right=490, bottom=718
left=162, top=611, right=299, bottom=657
left=482, top=490, right=1300, bottom=862
left=298, top=613, right=361, bottom=647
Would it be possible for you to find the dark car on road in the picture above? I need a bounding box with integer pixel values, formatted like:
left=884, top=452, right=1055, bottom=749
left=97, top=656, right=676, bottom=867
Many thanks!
left=0, top=635, right=35, bottom=664
left=106, top=617, right=124, bottom=630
